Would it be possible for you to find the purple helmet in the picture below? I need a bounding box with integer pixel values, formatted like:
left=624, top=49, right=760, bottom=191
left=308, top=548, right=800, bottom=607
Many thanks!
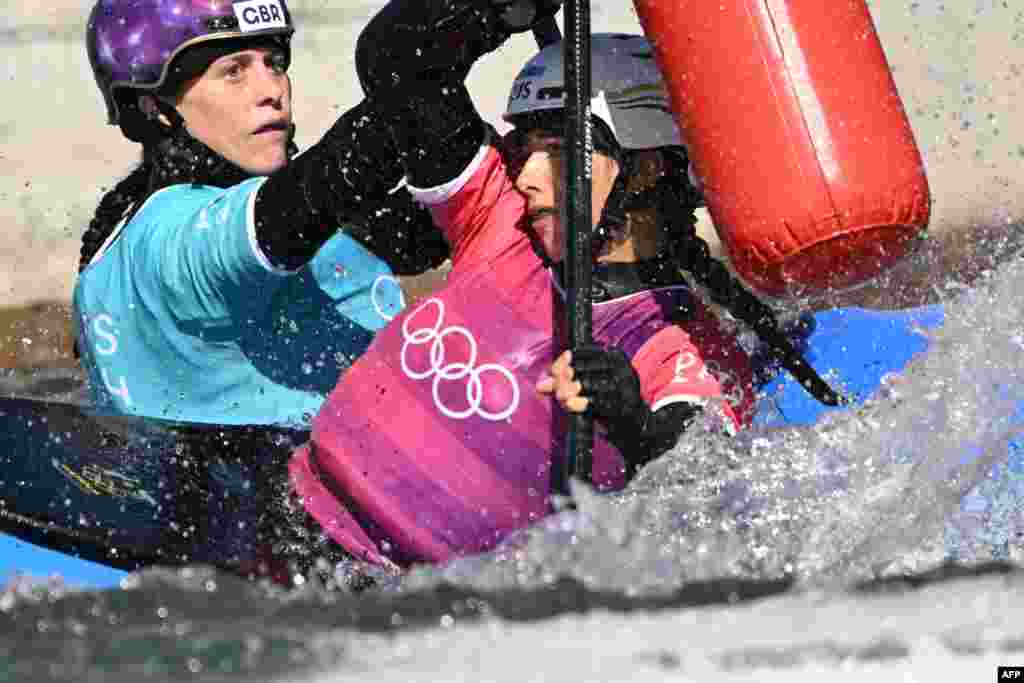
left=87, top=0, right=295, bottom=125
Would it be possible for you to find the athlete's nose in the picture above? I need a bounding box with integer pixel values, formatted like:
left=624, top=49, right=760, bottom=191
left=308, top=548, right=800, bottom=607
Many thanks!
left=254, top=63, right=288, bottom=109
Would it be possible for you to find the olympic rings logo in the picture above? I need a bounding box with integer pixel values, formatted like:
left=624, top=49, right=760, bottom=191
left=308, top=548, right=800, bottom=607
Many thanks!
left=400, top=298, right=520, bottom=421
left=371, top=275, right=405, bottom=321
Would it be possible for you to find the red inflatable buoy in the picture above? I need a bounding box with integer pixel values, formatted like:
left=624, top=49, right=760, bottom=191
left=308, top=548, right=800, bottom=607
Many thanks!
left=633, top=0, right=931, bottom=296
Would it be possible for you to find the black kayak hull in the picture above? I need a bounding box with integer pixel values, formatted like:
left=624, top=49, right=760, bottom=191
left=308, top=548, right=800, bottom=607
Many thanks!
left=0, top=397, right=308, bottom=576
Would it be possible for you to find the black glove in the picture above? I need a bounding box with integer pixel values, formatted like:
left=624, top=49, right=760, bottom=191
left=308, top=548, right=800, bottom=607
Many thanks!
left=357, top=0, right=562, bottom=96
left=571, top=344, right=648, bottom=428
left=357, top=0, right=560, bottom=189
left=254, top=99, right=448, bottom=274
left=492, top=0, right=562, bottom=32
left=572, top=344, right=703, bottom=477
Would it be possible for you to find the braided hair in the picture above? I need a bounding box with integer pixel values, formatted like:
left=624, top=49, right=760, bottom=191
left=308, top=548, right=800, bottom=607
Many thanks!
left=640, top=148, right=840, bottom=405
left=651, top=149, right=782, bottom=340
left=77, top=97, right=259, bottom=274
left=78, top=157, right=153, bottom=273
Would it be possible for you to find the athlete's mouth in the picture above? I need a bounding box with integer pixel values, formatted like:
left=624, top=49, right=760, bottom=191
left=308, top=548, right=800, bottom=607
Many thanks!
left=526, top=207, right=557, bottom=226
left=253, top=119, right=290, bottom=135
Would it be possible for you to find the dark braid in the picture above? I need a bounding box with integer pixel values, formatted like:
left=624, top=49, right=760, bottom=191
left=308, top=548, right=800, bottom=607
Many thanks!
left=147, top=103, right=253, bottom=191
left=669, top=214, right=779, bottom=340
left=78, top=99, right=256, bottom=275
left=655, top=149, right=841, bottom=406
left=78, top=158, right=153, bottom=273
left=647, top=148, right=777, bottom=336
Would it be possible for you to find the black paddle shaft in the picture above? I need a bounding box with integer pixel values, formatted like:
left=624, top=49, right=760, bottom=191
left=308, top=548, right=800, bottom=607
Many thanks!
left=559, top=0, right=594, bottom=492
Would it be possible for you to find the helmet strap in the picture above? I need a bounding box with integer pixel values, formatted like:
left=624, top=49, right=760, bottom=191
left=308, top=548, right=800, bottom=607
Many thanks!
left=591, top=151, right=632, bottom=257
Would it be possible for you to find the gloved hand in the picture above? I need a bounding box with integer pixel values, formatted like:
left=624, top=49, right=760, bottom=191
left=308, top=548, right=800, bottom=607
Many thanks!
left=538, top=345, right=704, bottom=477
left=358, top=0, right=562, bottom=97
left=569, top=344, right=648, bottom=428
left=491, top=0, right=562, bottom=33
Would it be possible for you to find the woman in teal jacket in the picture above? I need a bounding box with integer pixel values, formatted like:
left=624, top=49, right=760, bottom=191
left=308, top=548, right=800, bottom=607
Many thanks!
left=75, top=0, right=448, bottom=426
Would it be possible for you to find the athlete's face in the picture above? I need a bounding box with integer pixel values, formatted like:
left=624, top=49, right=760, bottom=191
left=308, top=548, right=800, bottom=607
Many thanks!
left=173, top=46, right=292, bottom=176
left=510, top=128, right=620, bottom=262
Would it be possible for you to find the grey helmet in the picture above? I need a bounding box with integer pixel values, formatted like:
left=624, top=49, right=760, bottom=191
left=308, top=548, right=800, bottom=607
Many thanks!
left=503, top=33, right=682, bottom=150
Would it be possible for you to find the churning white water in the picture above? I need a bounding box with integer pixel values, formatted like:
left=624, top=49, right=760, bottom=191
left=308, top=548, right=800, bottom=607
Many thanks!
left=0, top=250, right=1020, bottom=682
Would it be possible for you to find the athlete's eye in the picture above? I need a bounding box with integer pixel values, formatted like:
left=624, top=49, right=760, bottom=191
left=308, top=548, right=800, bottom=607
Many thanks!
left=221, top=62, right=244, bottom=80
left=524, top=129, right=564, bottom=157
left=543, top=138, right=564, bottom=157
left=267, top=50, right=289, bottom=74
left=500, top=129, right=530, bottom=179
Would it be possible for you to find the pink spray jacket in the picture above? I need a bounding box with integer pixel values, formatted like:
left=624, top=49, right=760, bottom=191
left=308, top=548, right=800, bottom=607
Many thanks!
left=289, top=145, right=754, bottom=567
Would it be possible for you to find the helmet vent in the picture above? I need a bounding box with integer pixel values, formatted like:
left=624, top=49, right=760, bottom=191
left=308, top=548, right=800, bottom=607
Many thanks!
left=205, top=16, right=241, bottom=31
